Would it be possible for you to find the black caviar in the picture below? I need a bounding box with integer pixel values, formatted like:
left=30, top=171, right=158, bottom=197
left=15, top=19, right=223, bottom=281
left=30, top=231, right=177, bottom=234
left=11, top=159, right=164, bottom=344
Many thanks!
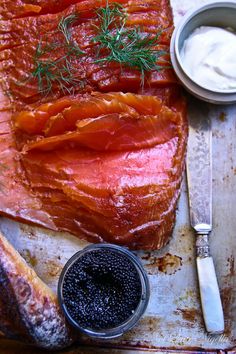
left=62, top=249, right=142, bottom=330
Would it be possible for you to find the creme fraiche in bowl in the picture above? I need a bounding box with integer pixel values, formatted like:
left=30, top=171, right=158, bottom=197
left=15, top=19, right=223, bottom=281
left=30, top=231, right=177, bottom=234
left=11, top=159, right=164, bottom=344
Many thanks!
left=170, top=1, right=236, bottom=104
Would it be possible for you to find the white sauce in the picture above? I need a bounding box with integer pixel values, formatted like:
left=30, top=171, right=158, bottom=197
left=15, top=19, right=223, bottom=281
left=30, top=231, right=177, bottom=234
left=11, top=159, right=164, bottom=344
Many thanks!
left=180, top=26, right=236, bottom=91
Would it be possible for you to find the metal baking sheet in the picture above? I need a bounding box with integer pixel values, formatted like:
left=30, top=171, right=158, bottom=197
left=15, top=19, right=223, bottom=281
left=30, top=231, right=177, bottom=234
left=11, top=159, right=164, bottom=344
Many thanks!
left=0, top=0, right=236, bottom=352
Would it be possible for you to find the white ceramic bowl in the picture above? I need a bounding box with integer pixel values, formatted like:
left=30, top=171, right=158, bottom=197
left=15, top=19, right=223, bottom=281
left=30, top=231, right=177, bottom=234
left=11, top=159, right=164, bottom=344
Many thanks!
left=170, top=1, right=236, bottom=104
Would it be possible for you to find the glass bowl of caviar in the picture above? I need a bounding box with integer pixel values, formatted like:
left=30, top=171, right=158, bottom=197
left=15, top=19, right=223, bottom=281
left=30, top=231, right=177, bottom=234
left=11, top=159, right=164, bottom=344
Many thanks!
left=58, top=244, right=150, bottom=339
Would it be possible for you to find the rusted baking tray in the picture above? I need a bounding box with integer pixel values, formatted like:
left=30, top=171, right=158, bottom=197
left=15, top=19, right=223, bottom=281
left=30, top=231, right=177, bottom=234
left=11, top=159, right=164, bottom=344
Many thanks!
left=0, top=0, right=236, bottom=353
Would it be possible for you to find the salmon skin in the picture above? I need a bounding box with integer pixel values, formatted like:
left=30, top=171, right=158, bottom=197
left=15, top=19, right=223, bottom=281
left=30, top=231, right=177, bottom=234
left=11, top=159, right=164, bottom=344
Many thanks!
left=0, top=0, right=188, bottom=250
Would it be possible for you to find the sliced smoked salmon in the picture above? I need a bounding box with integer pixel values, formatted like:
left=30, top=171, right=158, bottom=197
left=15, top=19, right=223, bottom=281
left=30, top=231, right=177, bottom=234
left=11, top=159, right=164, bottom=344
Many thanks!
left=0, top=0, right=187, bottom=251
left=0, top=0, right=188, bottom=347
left=0, top=0, right=175, bottom=106
left=14, top=93, right=180, bottom=153
left=11, top=91, right=187, bottom=250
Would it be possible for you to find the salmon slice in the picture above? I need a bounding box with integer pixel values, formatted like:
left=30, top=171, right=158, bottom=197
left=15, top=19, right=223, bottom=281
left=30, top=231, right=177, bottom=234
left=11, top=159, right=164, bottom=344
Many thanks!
left=127, top=0, right=169, bottom=13
left=0, top=0, right=171, bottom=21
left=15, top=92, right=180, bottom=153
left=2, top=0, right=162, bottom=51
left=44, top=98, right=138, bottom=136
left=0, top=0, right=84, bottom=20
left=0, top=0, right=187, bottom=252
left=14, top=93, right=163, bottom=135
left=21, top=134, right=184, bottom=248
left=22, top=110, right=178, bottom=152
left=14, top=96, right=81, bottom=135
left=0, top=33, right=175, bottom=104
left=93, top=92, right=164, bottom=114
left=0, top=0, right=189, bottom=347
left=12, top=88, right=187, bottom=249
left=0, top=2, right=42, bottom=21
left=0, top=0, right=122, bottom=20
left=0, top=0, right=175, bottom=105
left=0, top=75, right=187, bottom=251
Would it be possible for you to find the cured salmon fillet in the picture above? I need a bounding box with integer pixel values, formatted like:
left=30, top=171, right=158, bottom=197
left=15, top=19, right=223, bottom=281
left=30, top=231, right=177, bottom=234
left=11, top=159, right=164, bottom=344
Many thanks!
left=11, top=92, right=186, bottom=250
left=0, top=0, right=188, bottom=348
left=0, top=0, right=83, bottom=19
left=0, top=0, right=172, bottom=20
left=0, top=0, right=174, bottom=105
left=0, top=0, right=187, bottom=250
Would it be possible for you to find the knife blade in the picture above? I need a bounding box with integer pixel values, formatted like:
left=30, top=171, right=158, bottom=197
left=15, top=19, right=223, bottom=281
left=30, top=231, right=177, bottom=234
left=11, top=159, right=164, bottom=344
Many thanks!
left=187, top=98, right=224, bottom=334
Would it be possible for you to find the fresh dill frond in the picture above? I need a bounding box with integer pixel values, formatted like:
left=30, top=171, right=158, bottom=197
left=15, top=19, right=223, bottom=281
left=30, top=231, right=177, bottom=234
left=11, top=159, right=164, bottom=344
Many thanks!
left=58, top=14, right=84, bottom=56
left=30, top=14, right=85, bottom=96
left=95, top=2, right=125, bottom=33
left=32, top=52, right=83, bottom=95
left=93, top=2, right=168, bottom=85
left=58, top=14, right=78, bottom=45
left=93, top=2, right=126, bottom=57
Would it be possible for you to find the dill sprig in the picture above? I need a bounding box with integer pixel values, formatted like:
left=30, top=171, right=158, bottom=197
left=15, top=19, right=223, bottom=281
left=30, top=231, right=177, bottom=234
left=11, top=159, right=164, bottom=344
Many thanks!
left=32, top=49, right=83, bottom=95
left=93, top=2, right=167, bottom=85
left=58, top=14, right=84, bottom=56
left=58, top=14, right=77, bottom=45
left=31, top=14, right=84, bottom=96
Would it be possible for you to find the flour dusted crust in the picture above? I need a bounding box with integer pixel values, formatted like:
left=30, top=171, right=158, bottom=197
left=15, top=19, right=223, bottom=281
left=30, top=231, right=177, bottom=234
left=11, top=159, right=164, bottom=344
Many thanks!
left=0, top=232, right=75, bottom=349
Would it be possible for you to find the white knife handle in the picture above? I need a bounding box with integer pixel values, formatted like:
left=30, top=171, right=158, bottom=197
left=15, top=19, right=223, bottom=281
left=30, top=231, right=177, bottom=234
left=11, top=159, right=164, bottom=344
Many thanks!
left=197, top=257, right=224, bottom=334
left=196, top=234, right=224, bottom=334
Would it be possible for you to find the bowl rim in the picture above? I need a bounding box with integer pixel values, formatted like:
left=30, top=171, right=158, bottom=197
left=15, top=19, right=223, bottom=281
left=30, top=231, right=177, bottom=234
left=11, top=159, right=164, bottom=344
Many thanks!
left=170, top=1, right=236, bottom=102
left=57, top=243, right=150, bottom=339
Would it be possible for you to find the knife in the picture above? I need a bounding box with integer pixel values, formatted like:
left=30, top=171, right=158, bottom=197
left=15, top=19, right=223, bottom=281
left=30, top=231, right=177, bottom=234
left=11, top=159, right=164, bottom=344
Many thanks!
left=186, top=98, right=224, bottom=334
